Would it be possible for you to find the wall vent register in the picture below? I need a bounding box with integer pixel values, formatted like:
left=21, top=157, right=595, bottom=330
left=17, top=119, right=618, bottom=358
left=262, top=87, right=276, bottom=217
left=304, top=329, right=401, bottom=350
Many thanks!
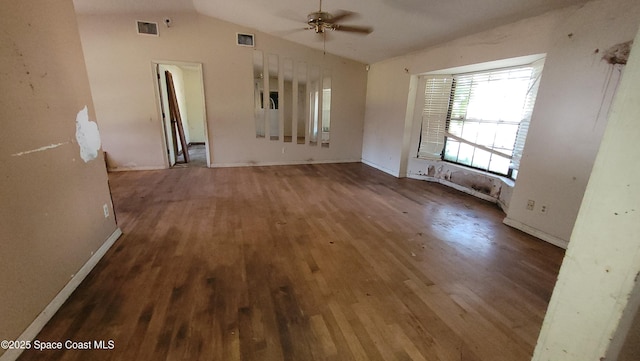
left=136, top=21, right=159, bottom=36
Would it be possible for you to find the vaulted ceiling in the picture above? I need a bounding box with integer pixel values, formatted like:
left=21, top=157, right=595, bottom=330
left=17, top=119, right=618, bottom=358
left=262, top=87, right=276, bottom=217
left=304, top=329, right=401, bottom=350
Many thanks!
left=73, top=0, right=591, bottom=64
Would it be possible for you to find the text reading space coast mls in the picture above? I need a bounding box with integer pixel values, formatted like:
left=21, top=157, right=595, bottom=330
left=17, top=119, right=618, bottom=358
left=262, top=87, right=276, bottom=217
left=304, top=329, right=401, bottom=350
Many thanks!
left=1, top=339, right=115, bottom=351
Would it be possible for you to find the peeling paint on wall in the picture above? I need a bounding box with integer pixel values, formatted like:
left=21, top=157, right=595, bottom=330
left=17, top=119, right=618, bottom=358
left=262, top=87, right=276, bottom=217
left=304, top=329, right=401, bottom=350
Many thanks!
left=75, top=106, right=101, bottom=163
left=11, top=142, right=69, bottom=157
left=410, top=159, right=514, bottom=212
left=602, top=41, right=633, bottom=65
left=427, top=165, right=497, bottom=196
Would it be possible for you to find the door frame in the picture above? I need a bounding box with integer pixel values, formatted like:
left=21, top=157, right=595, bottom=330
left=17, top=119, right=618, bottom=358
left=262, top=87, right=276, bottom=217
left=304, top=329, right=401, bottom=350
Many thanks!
left=151, top=60, right=210, bottom=168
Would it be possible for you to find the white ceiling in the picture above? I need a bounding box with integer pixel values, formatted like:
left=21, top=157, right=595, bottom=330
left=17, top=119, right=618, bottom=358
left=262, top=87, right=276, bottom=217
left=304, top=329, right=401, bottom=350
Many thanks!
left=73, top=0, right=590, bottom=64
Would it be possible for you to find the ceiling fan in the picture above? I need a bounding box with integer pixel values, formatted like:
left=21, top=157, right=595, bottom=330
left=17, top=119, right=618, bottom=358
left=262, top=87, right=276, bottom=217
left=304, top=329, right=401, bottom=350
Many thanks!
left=304, top=0, right=372, bottom=35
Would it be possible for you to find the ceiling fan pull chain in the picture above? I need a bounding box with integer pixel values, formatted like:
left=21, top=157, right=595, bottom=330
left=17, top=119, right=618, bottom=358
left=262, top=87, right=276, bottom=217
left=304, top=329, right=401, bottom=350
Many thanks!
left=323, top=32, right=326, bottom=55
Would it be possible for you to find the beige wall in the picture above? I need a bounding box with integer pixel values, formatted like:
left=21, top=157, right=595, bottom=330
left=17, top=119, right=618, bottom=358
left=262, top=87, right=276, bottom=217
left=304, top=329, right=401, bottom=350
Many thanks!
left=0, top=0, right=119, bottom=355
left=362, top=0, right=640, bottom=247
left=76, top=12, right=367, bottom=170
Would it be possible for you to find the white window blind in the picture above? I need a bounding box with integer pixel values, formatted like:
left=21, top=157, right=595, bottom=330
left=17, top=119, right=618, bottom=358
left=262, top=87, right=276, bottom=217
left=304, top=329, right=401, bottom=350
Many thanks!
left=445, top=66, right=534, bottom=175
left=417, top=76, right=453, bottom=159
left=511, top=58, right=545, bottom=171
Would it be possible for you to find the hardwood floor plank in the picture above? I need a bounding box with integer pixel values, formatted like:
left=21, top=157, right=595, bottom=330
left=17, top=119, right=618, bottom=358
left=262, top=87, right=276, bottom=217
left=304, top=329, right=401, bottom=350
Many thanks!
left=327, top=301, right=369, bottom=361
left=17, top=163, right=564, bottom=361
left=309, top=314, right=338, bottom=357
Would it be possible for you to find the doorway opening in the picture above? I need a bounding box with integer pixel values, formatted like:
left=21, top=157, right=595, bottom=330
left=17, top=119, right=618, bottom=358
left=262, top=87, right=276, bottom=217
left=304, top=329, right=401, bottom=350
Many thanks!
left=154, top=61, right=209, bottom=168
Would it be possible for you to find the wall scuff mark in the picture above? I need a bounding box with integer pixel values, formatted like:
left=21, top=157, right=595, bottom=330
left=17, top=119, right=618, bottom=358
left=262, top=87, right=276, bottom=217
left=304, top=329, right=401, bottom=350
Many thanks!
left=11, top=142, right=69, bottom=157
left=75, top=106, right=101, bottom=163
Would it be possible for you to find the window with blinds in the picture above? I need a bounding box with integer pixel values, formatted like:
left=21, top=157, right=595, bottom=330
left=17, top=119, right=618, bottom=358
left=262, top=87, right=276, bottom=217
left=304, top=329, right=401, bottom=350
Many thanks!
left=417, top=76, right=453, bottom=159
left=417, top=59, right=544, bottom=178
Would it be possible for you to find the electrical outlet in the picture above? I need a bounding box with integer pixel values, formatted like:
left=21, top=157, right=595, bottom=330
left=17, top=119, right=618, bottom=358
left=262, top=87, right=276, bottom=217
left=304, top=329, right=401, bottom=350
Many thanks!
left=540, top=205, right=548, bottom=214
left=527, top=200, right=535, bottom=211
left=103, top=204, right=109, bottom=218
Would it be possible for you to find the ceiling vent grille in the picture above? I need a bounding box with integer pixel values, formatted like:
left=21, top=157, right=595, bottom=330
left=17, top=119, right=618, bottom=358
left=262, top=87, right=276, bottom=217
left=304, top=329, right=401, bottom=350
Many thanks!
left=137, top=21, right=158, bottom=36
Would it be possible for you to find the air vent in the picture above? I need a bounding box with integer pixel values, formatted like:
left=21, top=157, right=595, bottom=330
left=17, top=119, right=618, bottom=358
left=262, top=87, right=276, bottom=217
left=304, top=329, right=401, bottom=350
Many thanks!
left=137, top=21, right=159, bottom=36
left=236, top=33, right=254, bottom=47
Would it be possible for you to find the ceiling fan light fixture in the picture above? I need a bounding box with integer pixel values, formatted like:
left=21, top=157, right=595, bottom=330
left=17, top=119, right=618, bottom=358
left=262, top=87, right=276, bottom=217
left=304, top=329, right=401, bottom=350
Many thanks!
left=307, top=11, right=334, bottom=33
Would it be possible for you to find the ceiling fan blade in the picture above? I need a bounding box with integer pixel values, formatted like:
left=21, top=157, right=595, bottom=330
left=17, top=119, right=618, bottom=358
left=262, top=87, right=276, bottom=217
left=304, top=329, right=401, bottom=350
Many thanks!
left=333, top=24, right=373, bottom=34
left=273, top=27, right=310, bottom=37
left=328, top=10, right=357, bottom=23
left=277, top=9, right=306, bottom=23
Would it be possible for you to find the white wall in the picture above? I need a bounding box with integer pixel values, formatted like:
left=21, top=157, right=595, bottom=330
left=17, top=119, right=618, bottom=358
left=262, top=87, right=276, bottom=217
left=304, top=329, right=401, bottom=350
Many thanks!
left=76, top=12, right=367, bottom=170
left=532, top=23, right=640, bottom=361
left=505, top=0, right=640, bottom=246
left=362, top=60, right=414, bottom=176
left=183, top=67, right=206, bottom=143
left=362, top=0, right=640, bottom=247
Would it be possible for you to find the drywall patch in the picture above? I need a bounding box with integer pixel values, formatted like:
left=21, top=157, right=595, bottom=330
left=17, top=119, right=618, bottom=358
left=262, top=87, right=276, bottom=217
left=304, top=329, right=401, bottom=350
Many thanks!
left=11, top=142, right=69, bottom=157
left=75, top=106, right=101, bottom=162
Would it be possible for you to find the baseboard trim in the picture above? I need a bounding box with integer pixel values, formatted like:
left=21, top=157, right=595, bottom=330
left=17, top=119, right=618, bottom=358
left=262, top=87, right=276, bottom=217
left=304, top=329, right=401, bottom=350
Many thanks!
left=211, top=159, right=362, bottom=168
left=361, top=159, right=401, bottom=177
left=109, top=160, right=365, bottom=171
left=503, top=217, right=568, bottom=249
left=108, top=166, right=165, bottom=172
left=0, top=228, right=123, bottom=361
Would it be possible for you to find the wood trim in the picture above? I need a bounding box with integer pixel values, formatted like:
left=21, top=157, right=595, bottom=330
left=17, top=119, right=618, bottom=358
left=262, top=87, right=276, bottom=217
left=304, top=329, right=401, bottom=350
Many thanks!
left=164, top=71, right=189, bottom=163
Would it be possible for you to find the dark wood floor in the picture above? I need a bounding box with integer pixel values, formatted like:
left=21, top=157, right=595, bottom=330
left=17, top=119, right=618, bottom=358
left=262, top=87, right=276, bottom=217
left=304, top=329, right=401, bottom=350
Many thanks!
left=18, top=163, right=564, bottom=361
